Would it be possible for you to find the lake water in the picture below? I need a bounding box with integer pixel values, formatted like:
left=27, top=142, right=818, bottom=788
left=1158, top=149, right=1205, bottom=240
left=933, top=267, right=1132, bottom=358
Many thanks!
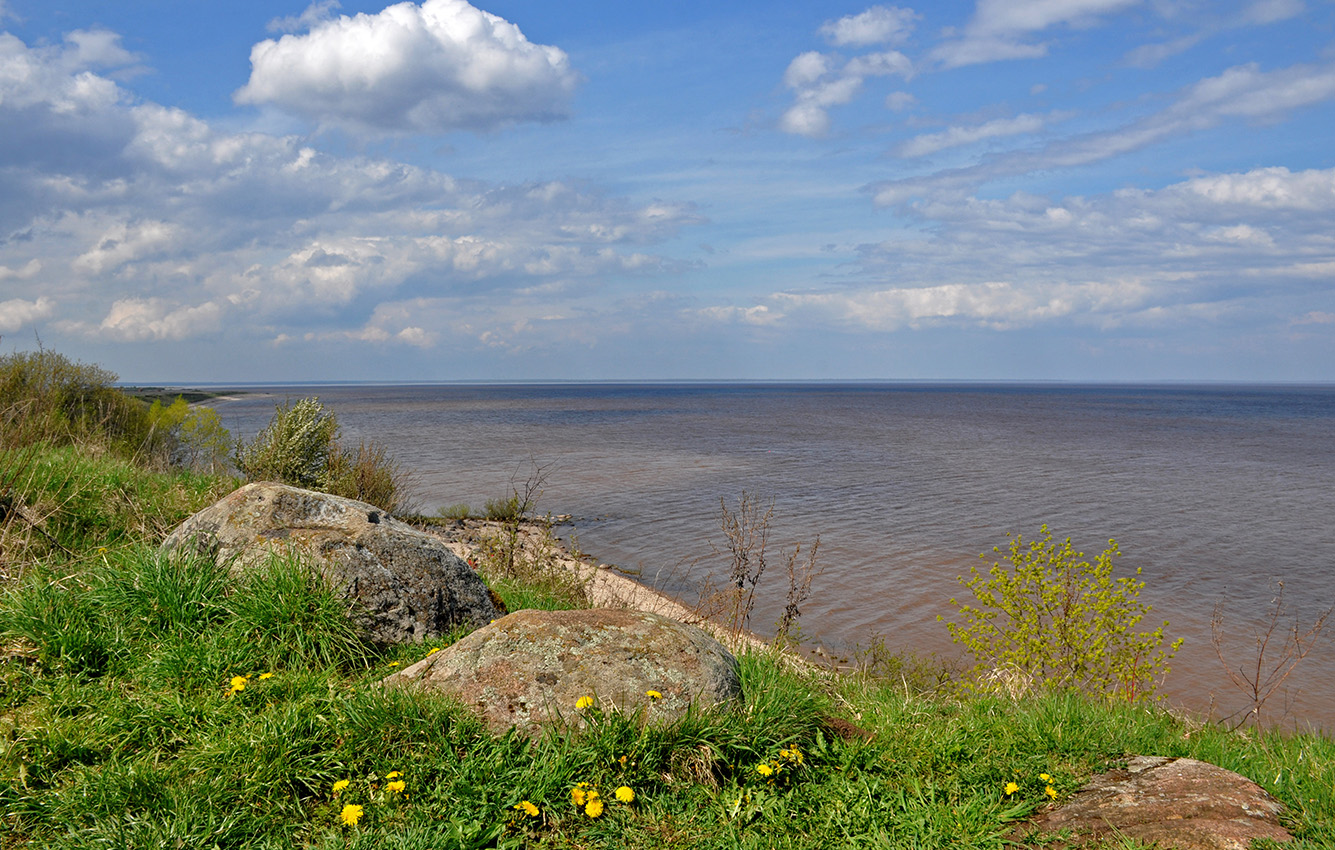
left=205, top=383, right=1335, bottom=731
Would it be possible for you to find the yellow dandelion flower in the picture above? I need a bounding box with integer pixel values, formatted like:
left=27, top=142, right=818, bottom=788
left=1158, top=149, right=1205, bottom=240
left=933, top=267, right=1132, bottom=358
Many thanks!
left=332, top=779, right=350, bottom=794
left=1004, top=781, right=1019, bottom=796
left=227, top=675, right=247, bottom=694
left=646, top=689, right=662, bottom=700
left=576, top=695, right=594, bottom=710
left=615, top=786, right=635, bottom=803
left=340, top=803, right=364, bottom=826
left=757, top=763, right=774, bottom=777
left=385, top=771, right=402, bottom=779
left=571, top=786, right=586, bottom=806
left=585, top=798, right=604, bottom=818
left=258, top=672, right=273, bottom=680
left=1045, top=785, right=1058, bottom=800
left=1039, top=773, right=1052, bottom=782
left=385, top=780, right=406, bottom=794
left=517, top=800, right=539, bottom=817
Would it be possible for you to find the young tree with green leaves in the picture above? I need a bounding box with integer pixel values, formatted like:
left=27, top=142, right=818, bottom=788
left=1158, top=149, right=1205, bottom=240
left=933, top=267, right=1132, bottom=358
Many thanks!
left=943, top=526, right=1181, bottom=702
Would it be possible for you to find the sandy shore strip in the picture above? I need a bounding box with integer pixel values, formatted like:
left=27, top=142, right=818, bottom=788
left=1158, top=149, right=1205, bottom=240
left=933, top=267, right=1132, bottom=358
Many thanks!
left=417, top=517, right=779, bottom=659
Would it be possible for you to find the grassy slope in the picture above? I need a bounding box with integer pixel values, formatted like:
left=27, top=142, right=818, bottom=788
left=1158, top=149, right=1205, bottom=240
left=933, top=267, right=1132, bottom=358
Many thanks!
left=0, top=446, right=1332, bottom=849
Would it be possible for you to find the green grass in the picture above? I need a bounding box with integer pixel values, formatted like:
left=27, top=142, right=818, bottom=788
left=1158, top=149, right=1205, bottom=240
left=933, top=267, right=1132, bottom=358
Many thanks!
left=2, top=444, right=1334, bottom=849
left=1, top=443, right=235, bottom=564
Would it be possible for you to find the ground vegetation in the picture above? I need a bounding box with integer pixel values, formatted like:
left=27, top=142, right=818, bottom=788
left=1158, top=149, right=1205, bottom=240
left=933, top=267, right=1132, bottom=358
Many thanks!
left=1, top=349, right=1332, bottom=848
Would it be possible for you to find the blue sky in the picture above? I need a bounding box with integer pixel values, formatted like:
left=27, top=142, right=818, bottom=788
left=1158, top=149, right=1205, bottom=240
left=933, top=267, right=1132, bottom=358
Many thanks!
left=1, top=0, right=1333, bottom=382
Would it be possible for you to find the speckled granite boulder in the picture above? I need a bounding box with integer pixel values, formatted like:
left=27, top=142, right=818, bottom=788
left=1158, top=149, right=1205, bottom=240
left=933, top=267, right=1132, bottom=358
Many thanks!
left=1021, top=755, right=1292, bottom=849
left=382, top=608, right=742, bottom=735
left=161, top=482, right=502, bottom=644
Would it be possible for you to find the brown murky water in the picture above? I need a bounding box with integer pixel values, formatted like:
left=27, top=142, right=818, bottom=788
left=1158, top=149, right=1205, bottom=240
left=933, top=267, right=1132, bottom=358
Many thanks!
left=208, top=383, right=1335, bottom=731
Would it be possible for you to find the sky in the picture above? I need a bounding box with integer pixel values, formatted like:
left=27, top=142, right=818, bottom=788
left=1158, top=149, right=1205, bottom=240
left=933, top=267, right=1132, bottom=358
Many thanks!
left=1, top=0, right=1334, bottom=383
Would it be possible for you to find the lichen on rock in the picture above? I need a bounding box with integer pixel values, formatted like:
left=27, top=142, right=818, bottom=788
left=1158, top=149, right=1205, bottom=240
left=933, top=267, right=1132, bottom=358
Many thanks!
left=382, top=607, right=743, bottom=735
left=1021, top=755, right=1293, bottom=849
left=161, top=482, right=502, bottom=644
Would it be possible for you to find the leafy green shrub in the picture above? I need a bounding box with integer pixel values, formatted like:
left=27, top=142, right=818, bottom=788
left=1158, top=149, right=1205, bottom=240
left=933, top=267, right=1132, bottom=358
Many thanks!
left=0, top=347, right=164, bottom=460
left=942, top=525, right=1181, bottom=702
left=436, top=502, right=473, bottom=520
left=234, top=397, right=408, bottom=512
left=234, top=397, right=338, bottom=490
left=483, top=493, right=530, bottom=522
left=145, top=397, right=234, bottom=473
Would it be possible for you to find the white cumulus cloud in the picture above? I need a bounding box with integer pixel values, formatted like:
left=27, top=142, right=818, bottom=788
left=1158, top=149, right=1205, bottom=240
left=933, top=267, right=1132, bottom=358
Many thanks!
left=97, top=298, right=227, bottom=342
left=73, top=220, right=178, bottom=275
left=0, top=259, right=41, bottom=281
left=779, top=49, right=912, bottom=137
left=779, top=75, right=864, bottom=137
left=820, top=6, right=919, bottom=47
left=234, top=0, right=580, bottom=135
left=0, top=296, right=54, bottom=331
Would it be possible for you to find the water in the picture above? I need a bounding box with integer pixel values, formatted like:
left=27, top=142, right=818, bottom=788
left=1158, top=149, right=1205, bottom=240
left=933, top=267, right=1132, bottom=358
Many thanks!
left=205, top=383, right=1335, bottom=731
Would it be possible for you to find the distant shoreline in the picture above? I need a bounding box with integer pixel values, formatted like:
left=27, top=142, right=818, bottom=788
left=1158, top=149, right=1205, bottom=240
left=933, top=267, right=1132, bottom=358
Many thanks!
left=120, top=386, right=250, bottom=406
left=123, top=379, right=1335, bottom=391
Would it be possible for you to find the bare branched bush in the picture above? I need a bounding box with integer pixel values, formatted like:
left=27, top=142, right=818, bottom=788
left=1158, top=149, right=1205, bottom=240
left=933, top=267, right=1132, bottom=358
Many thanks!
left=706, top=491, right=773, bottom=635
left=473, top=519, right=591, bottom=609
left=1211, top=581, right=1332, bottom=730
left=697, top=492, right=823, bottom=644
left=776, top=536, right=822, bottom=644
left=483, top=458, right=551, bottom=575
left=465, top=461, right=589, bottom=609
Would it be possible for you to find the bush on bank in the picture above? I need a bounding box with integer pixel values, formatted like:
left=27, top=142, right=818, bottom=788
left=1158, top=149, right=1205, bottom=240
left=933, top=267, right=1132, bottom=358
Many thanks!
left=234, top=396, right=408, bottom=514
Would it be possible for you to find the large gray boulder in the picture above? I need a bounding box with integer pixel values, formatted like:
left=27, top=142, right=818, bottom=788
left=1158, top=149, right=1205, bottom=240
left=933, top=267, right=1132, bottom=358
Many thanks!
left=382, top=608, right=742, bottom=735
left=161, top=482, right=502, bottom=644
left=1022, top=755, right=1292, bottom=849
